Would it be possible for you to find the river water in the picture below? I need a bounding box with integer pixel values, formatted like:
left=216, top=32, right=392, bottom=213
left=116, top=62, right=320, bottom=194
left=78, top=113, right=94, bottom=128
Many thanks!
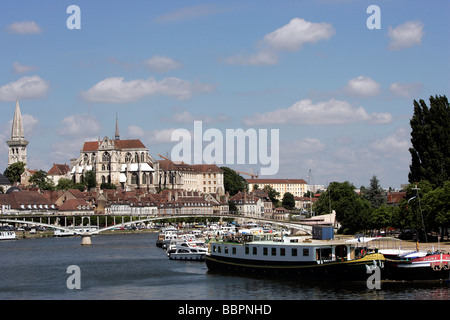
left=0, top=232, right=449, bottom=301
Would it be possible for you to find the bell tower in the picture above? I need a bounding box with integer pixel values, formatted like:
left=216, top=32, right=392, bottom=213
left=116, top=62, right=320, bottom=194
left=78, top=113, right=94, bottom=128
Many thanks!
left=7, top=100, right=28, bottom=168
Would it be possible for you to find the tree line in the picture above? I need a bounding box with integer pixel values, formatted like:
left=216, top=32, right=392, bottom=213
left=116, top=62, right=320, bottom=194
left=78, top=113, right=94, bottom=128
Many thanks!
left=314, top=95, right=449, bottom=239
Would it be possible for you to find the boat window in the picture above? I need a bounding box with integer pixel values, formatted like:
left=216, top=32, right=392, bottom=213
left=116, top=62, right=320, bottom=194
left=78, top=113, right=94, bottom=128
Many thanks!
left=292, top=248, right=298, bottom=256
left=212, top=245, right=216, bottom=253
left=224, top=246, right=228, bottom=254
left=303, top=248, right=309, bottom=256
left=263, top=247, right=268, bottom=255
left=253, top=247, right=257, bottom=255
left=218, top=246, right=221, bottom=253
left=271, top=247, right=276, bottom=256
left=232, top=247, right=236, bottom=255
left=280, top=248, right=285, bottom=256
left=245, top=247, right=249, bottom=255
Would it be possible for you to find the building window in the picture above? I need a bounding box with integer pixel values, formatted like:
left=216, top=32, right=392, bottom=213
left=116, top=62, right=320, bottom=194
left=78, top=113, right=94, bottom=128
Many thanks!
left=102, top=152, right=111, bottom=162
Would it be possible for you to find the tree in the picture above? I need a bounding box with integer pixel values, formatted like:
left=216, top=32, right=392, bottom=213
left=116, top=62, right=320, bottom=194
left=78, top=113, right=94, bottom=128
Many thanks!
left=28, top=170, right=55, bottom=190
left=4, top=162, right=26, bottom=183
left=263, top=185, right=280, bottom=207
left=370, top=204, right=393, bottom=233
left=220, top=167, right=248, bottom=196
left=313, top=181, right=372, bottom=234
left=363, top=175, right=386, bottom=209
left=422, top=181, right=450, bottom=239
left=56, top=178, right=74, bottom=190
left=282, top=192, right=295, bottom=210
left=84, top=170, right=97, bottom=190
left=408, top=95, right=450, bottom=187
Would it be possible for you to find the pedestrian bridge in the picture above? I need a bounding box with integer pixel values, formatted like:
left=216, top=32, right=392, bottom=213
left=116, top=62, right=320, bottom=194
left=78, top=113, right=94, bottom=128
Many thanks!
left=0, top=214, right=315, bottom=245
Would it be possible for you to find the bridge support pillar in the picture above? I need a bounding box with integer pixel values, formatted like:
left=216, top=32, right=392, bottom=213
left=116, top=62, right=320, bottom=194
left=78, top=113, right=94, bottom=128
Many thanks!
left=81, top=233, right=92, bottom=246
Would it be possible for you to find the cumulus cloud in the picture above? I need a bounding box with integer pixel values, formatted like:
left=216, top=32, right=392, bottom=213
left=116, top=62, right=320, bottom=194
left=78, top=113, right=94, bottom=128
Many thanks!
left=243, top=99, right=392, bottom=126
left=143, top=56, right=183, bottom=73
left=263, top=18, right=335, bottom=51
left=0, top=75, right=49, bottom=101
left=6, top=21, right=42, bottom=34
left=389, top=82, right=422, bottom=98
left=225, top=17, right=335, bottom=66
left=80, top=76, right=215, bottom=103
left=345, top=75, right=381, bottom=97
left=388, top=21, right=424, bottom=51
left=56, top=114, right=102, bottom=137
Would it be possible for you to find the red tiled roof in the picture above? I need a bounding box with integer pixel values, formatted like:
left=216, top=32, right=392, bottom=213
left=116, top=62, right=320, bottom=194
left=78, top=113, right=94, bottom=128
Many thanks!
left=48, top=164, right=70, bottom=176
left=82, top=139, right=146, bottom=151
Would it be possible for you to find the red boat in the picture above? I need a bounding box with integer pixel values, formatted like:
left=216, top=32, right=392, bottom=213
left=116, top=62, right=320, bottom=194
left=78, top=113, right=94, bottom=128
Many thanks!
left=385, top=251, right=450, bottom=281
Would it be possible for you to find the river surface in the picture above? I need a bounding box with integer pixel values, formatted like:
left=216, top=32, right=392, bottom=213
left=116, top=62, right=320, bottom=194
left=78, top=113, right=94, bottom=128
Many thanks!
left=0, top=232, right=449, bottom=300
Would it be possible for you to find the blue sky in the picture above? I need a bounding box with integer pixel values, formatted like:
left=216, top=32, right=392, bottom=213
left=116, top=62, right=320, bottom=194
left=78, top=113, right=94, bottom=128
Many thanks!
left=0, top=0, right=448, bottom=189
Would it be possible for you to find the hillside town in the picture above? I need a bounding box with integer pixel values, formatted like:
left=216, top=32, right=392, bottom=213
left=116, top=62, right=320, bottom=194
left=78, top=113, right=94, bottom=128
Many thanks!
left=0, top=101, right=406, bottom=220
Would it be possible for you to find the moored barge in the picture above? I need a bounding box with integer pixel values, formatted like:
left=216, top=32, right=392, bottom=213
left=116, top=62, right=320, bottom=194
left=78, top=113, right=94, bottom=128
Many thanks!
left=206, top=233, right=385, bottom=281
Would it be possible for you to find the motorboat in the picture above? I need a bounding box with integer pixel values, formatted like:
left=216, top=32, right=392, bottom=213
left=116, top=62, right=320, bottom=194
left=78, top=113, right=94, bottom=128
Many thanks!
left=0, top=231, right=18, bottom=240
left=168, top=247, right=207, bottom=261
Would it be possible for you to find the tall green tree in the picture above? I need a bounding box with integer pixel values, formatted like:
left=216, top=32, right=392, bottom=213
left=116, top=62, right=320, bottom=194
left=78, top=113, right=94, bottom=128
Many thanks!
left=314, top=181, right=372, bottom=234
left=3, top=162, right=26, bottom=183
left=220, top=167, right=248, bottom=196
left=363, top=175, right=386, bottom=209
left=408, top=95, right=450, bottom=187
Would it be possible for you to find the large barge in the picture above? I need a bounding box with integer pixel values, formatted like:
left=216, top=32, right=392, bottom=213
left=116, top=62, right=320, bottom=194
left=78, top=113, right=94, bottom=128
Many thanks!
left=206, top=233, right=385, bottom=281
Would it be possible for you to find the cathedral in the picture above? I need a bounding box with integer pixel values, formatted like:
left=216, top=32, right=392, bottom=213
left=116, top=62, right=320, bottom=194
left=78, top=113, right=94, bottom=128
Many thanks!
left=70, top=116, right=162, bottom=191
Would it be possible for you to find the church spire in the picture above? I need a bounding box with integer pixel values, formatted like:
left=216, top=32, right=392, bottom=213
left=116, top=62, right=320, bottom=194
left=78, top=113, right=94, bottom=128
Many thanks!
left=7, top=100, right=28, bottom=167
left=11, top=100, right=25, bottom=139
left=115, top=113, right=120, bottom=140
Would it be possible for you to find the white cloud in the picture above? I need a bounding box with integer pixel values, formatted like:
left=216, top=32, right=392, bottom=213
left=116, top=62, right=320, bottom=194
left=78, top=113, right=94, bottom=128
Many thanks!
left=263, top=18, right=335, bottom=51
left=388, top=21, right=424, bottom=51
left=389, top=82, right=422, bottom=98
left=56, top=114, right=102, bottom=137
left=12, top=62, right=37, bottom=74
left=143, top=56, right=183, bottom=73
left=81, top=76, right=215, bottom=103
left=225, top=17, right=335, bottom=66
left=6, top=21, right=42, bottom=34
left=0, top=75, right=49, bottom=101
left=370, top=127, right=410, bottom=157
left=345, top=76, right=381, bottom=97
left=243, top=99, right=392, bottom=126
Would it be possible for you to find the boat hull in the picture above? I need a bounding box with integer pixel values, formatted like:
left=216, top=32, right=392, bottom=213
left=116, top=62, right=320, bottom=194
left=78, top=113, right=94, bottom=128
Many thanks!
left=169, top=253, right=206, bottom=261
left=206, top=253, right=385, bottom=281
left=385, top=253, right=450, bottom=281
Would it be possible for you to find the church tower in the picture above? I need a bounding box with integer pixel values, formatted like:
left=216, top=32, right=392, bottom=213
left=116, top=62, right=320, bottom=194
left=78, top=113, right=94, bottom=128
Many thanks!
left=7, top=100, right=28, bottom=168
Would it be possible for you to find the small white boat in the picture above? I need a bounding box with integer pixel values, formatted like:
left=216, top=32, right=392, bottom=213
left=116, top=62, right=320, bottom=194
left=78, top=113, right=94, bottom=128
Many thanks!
left=0, top=231, right=18, bottom=240
left=168, top=247, right=207, bottom=261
